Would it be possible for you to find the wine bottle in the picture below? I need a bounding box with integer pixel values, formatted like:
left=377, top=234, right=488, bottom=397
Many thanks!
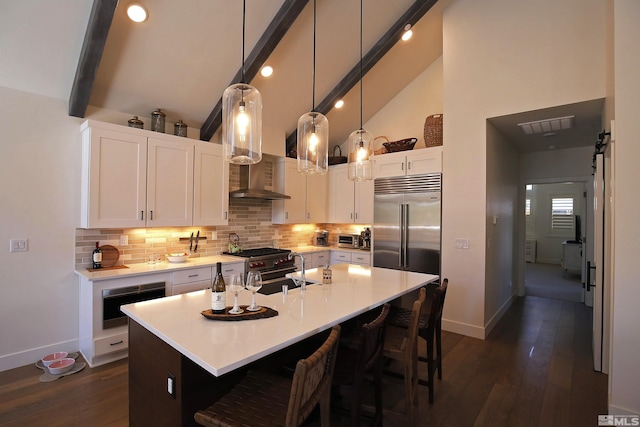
left=92, top=242, right=102, bottom=269
left=211, top=262, right=226, bottom=313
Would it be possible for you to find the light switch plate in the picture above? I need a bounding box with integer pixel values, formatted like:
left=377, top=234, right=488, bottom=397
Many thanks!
left=9, top=239, right=28, bottom=252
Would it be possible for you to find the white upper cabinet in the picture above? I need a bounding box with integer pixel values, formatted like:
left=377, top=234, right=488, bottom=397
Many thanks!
left=305, top=171, right=328, bottom=223
left=272, top=158, right=328, bottom=224
left=373, top=147, right=442, bottom=178
left=80, top=120, right=229, bottom=229
left=328, top=164, right=373, bottom=224
left=81, top=124, right=148, bottom=228
left=193, top=142, right=229, bottom=226
left=146, top=138, right=194, bottom=227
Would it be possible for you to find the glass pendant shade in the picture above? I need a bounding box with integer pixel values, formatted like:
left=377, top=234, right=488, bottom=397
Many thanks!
left=222, top=83, right=263, bottom=164
left=348, top=128, right=373, bottom=181
left=297, top=112, right=328, bottom=174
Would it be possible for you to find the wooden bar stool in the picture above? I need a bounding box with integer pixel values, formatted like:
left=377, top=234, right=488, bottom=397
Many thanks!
left=332, top=304, right=390, bottom=427
left=382, top=288, right=426, bottom=424
left=387, top=279, right=448, bottom=403
left=194, top=325, right=341, bottom=427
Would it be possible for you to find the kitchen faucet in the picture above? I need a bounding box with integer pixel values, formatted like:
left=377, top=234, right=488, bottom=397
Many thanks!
left=287, top=252, right=306, bottom=291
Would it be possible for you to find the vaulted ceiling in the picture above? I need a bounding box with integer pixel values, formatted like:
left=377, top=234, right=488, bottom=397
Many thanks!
left=68, top=0, right=447, bottom=153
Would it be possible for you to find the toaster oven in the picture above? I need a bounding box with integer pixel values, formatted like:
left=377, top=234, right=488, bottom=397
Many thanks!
left=338, top=234, right=360, bottom=248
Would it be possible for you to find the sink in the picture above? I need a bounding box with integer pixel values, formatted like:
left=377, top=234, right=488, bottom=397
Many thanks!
left=257, top=278, right=318, bottom=295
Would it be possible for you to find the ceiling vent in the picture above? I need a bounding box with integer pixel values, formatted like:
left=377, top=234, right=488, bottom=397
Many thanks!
left=517, top=115, right=574, bottom=135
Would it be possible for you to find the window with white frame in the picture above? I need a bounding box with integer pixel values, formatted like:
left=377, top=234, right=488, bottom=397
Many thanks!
left=551, top=196, right=574, bottom=233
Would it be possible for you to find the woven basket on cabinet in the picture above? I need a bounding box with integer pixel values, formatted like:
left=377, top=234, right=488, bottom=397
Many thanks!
left=424, top=114, right=443, bottom=147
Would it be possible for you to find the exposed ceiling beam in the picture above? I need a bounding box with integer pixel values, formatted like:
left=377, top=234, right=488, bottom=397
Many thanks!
left=285, top=0, right=439, bottom=155
left=199, top=0, right=310, bottom=142
left=68, top=0, right=118, bottom=118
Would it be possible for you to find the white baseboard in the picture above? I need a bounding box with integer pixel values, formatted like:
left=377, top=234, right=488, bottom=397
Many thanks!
left=608, top=403, right=640, bottom=416
left=442, top=318, right=485, bottom=340
left=0, top=339, right=79, bottom=372
left=441, top=294, right=517, bottom=341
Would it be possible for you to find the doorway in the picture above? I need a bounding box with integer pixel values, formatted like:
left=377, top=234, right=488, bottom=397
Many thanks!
left=523, top=182, right=587, bottom=303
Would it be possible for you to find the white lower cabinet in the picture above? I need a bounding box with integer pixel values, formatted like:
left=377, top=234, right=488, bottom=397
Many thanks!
left=298, top=251, right=330, bottom=270
left=171, top=266, right=212, bottom=295
left=79, top=272, right=170, bottom=367
left=220, top=262, right=245, bottom=283
left=351, top=252, right=371, bottom=266
left=330, top=250, right=371, bottom=266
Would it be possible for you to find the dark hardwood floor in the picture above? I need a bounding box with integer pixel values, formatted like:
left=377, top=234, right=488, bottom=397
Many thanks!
left=0, top=296, right=607, bottom=427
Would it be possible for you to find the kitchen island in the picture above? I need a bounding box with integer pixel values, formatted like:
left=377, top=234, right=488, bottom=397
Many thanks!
left=121, top=264, right=438, bottom=426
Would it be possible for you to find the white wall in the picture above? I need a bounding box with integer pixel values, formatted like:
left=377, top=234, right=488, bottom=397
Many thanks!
left=442, top=0, right=606, bottom=338
left=609, top=0, right=640, bottom=415
left=339, top=55, right=443, bottom=152
left=0, top=87, right=84, bottom=370
left=484, top=122, right=519, bottom=331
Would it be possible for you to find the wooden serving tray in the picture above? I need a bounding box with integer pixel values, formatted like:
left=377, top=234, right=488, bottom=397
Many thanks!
left=201, top=306, right=278, bottom=321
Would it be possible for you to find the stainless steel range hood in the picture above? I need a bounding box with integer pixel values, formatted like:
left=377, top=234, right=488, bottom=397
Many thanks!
left=229, top=155, right=291, bottom=200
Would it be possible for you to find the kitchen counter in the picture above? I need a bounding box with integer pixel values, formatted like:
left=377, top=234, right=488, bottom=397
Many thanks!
left=122, top=263, right=436, bottom=377
left=291, top=244, right=372, bottom=255
left=122, top=263, right=437, bottom=426
left=74, top=254, right=242, bottom=281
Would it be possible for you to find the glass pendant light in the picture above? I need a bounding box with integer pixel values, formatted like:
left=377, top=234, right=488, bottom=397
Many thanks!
left=222, top=0, right=262, bottom=165
left=297, top=0, right=328, bottom=175
left=348, top=0, right=373, bottom=182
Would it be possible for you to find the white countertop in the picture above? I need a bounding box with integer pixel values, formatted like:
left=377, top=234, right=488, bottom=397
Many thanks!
left=75, top=247, right=371, bottom=282
left=74, top=254, right=243, bottom=281
left=121, top=264, right=437, bottom=377
left=291, top=245, right=371, bottom=255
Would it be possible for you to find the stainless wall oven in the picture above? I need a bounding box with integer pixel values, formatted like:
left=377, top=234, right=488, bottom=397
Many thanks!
left=102, top=282, right=165, bottom=329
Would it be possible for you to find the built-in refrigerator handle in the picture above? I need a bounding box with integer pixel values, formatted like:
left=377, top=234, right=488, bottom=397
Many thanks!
left=400, top=203, right=409, bottom=269
left=398, top=204, right=404, bottom=268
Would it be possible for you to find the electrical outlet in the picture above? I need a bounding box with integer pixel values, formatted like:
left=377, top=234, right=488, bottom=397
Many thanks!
left=455, top=238, right=469, bottom=249
left=211, top=231, right=217, bottom=240
left=119, top=235, right=128, bottom=246
left=9, top=239, right=28, bottom=252
left=167, top=373, right=175, bottom=398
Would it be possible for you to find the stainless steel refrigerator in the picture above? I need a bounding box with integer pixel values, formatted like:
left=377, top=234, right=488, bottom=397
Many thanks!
left=373, top=173, right=441, bottom=275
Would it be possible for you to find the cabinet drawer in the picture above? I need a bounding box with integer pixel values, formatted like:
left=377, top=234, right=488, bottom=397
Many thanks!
left=351, top=253, right=371, bottom=266
left=172, top=280, right=210, bottom=295
left=94, top=332, right=128, bottom=356
left=173, top=267, right=212, bottom=285
left=331, top=252, right=351, bottom=263
left=221, top=262, right=244, bottom=280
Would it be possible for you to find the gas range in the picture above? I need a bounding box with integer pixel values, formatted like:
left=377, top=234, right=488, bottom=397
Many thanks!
left=223, top=248, right=296, bottom=282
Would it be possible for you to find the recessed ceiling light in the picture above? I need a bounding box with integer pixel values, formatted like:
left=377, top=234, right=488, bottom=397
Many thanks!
left=334, top=100, right=344, bottom=109
left=127, top=4, right=148, bottom=22
left=260, top=66, right=273, bottom=77
left=548, top=145, right=556, bottom=150
left=517, top=115, right=574, bottom=135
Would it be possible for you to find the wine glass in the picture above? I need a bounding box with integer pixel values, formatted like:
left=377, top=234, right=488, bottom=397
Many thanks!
left=228, top=274, right=244, bottom=314
left=246, top=272, right=263, bottom=311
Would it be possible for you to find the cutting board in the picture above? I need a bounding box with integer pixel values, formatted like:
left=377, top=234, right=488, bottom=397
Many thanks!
left=99, top=245, right=119, bottom=268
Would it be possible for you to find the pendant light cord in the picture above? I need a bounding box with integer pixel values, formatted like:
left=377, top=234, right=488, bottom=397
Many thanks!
left=312, top=0, right=317, bottom=112
left=241, top=0, right=246, bottom=83
left=359, top=0, right=363, bottom=131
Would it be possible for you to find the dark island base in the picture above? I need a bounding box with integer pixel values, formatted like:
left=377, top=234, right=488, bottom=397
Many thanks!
left=128, top=320, right=244, bottom=427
